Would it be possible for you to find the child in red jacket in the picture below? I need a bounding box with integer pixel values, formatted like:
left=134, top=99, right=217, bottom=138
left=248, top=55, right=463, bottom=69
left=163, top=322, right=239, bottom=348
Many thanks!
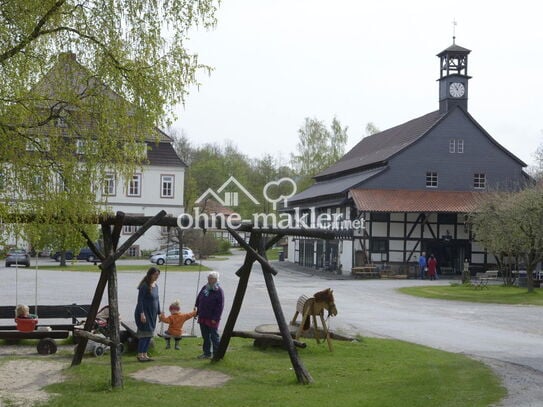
left=159, top=300, right=196, bottom=350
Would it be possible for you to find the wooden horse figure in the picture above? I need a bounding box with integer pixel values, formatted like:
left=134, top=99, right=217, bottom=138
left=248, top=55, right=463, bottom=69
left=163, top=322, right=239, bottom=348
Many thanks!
left=291, top=288, right=337, bottom=351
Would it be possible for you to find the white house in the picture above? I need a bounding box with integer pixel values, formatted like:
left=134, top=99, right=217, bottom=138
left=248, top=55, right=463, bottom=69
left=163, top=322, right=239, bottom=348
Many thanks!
left=2, top=53, right=186, bottom=256
left=98, top=135, right=186, bottom=255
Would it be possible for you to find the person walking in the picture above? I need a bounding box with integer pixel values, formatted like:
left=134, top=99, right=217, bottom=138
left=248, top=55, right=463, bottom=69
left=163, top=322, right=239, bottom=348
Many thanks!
left=134, top=267, right=161, bottom=362
left=418, top=251, right=427, bottom=279
left=427, top=254, right=438, bottom=281
left=195, top=271, right=224, bottom=359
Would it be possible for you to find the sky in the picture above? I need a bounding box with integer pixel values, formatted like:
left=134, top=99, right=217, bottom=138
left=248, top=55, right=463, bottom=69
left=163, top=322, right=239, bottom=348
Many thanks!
left=172, top=0, right=543, bottom=169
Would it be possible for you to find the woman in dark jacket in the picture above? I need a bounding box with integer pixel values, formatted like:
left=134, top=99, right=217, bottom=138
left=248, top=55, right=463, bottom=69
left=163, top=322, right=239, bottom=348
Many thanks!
left=195, top=271, right=224, bottom=359
left=134, top=267, right=161, bottom=362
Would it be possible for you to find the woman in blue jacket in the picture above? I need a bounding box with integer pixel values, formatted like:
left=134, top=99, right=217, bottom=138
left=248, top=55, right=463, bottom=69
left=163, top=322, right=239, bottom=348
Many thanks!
left=134, top=267, right=161, bottom=362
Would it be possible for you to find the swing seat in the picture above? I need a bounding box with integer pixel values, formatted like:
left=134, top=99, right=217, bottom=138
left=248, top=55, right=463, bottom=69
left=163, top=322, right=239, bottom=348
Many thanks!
left=15, top=317, right=38, bottom=332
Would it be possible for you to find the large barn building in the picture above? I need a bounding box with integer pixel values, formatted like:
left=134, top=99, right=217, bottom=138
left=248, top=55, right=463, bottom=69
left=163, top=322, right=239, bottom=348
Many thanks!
left=285, top=41, right=530, bottom=277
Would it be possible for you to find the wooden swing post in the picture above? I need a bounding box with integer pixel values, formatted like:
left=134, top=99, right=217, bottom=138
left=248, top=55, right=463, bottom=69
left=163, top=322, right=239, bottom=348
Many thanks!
left=217, top=226, right=313, bottom=384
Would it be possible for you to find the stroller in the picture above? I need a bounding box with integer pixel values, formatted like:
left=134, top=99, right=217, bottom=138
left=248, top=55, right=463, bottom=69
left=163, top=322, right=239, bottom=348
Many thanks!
left=84, top=306, right=126, bottom=356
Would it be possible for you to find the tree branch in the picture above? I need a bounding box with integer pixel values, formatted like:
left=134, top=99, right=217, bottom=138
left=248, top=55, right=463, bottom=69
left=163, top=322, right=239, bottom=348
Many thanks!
left=0, top=0, right=67, bottom=63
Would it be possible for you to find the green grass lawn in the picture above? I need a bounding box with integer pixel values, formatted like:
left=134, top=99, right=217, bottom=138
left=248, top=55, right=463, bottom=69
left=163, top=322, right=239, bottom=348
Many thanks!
left=34, top=264, right=212, bottom=272
left=19, top=337, right=504, bottom=407
left=399, top=284, right=543, bottom=305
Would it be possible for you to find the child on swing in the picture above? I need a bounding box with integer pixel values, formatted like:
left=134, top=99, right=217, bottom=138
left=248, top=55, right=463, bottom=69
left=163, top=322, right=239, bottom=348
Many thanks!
left=15, top=304, right=38, bottom=332
left=159, top=299, right=196, bottom=350
left=15, top=304, right=37, bottom=319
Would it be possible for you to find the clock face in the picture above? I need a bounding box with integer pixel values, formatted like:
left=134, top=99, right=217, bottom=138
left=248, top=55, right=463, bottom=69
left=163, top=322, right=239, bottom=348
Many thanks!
left=449, top=82, right=465, bottom=98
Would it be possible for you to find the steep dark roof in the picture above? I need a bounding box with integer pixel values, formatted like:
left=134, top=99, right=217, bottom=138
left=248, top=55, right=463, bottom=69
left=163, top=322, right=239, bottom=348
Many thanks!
left=289, top=166, right=386, bottom=203
left=437, top=43, right=471, bottom=56
left=147, top=142, right=186, bottom=167
left=316, top=110, right=445, bottom=179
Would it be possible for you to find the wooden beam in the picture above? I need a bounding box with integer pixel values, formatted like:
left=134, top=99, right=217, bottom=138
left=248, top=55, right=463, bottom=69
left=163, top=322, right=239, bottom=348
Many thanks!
left=81, top=229, right=105, bottom=261
left=227, top=226, right=277, bottom=276
left=74, top=330, right=114, bottom=346
left=103, top=224, right=123, bottom=389
left=99, top=210, right=167, bottom=271
left=260, top=245, right=313, bottom=384
left=2, top=212, right=353, bottom=239
left=110, top=211, right=125, bottom=252
left=215, top=232, right=260, bottom=360
left=71, top=265, right=109, bottom=366
left=232, top=330, right=307, bottom=348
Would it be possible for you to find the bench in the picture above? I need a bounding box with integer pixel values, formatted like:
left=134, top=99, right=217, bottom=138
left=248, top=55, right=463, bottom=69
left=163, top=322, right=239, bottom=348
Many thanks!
left=473, top=270, right=499, bottom=289
left=0, top=304, right=91, bottom=354
left=352, top=265, right=381, bottom=279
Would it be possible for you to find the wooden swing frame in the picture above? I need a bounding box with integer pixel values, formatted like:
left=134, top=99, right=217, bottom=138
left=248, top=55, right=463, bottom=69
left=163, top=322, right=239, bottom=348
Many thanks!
left=6, top=210, right=353, bottom=387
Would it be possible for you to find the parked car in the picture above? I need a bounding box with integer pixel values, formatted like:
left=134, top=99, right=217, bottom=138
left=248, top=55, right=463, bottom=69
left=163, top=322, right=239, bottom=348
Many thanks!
left=5, top=248, right=31, bottom=267
left=51, top=247, right=99, bottom=262
left=148, top=246, right=177, bottom=259
left=150, top=248, right=195, bottom=265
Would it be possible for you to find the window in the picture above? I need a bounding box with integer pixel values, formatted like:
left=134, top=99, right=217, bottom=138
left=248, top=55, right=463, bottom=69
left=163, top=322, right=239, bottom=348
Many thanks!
left=474, top=173, right=486, bottom=189
left=76, top=139, right=85, bottom=155
left=457, top=139, right=464, bottom=153
left=127, top=174, right=141, bottom=197
left=103, top=174, right=116, bottom=196
left=161, top=175, right=174, bottom=198
left=122, top=213, right=143, bottom=234
left=26, top=137, right=50, bottom=152
left=123, top=224, right=138, bottom=234
left=438, top=213, right=457, bottom=224
left=55, top=117, right=68, bottom=128
left=449, top=139, right=464, bottom=153
left=127, top=246, right=139, bottom=257
left=371, top=238, right=388, bottom=253
left=370, top=212, right=390, bottom=222
left=426, top=171, right=438, bottom=188
left=30, top=174, right=43, bottom=193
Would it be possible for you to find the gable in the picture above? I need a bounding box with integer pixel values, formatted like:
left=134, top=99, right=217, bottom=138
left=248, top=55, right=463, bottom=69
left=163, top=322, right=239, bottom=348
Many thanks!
left=359, top=107, right=527, bottom=191
left=315, top=110, right=445, bottom=180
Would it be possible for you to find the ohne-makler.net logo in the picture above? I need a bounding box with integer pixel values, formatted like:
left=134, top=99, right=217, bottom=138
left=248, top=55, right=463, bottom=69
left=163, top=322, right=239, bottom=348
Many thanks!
left=177, top=177, right=366, bottom=232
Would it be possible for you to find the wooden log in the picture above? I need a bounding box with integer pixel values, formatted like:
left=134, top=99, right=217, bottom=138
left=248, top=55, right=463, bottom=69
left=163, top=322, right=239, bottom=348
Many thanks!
left=226, top=227, right=277, bottom=275
left=215, top=232, right=260, bottom=360
left=74, top=329, right=113, bottom=346
left=232, top=330, right=306, bottom=348
left=103, top=224, right=123, bottom=389
left=72, top=265, right=109, bottom=366
left=99, top=210, right=167, bottom=271
left=254, top=234, right=313, bottom=384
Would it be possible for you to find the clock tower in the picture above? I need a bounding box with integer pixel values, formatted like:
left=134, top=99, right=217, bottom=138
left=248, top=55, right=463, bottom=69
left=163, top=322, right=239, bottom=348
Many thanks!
left=437, top=40, right=471, bottom=113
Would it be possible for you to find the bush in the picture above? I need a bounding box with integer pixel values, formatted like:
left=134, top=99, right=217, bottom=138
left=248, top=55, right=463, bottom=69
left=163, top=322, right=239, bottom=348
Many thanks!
left=217, top=239, right=231, bottom=255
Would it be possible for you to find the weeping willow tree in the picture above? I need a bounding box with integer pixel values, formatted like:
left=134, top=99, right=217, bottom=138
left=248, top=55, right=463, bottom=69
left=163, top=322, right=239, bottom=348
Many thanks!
left=0, top=0, right=218, bottom=251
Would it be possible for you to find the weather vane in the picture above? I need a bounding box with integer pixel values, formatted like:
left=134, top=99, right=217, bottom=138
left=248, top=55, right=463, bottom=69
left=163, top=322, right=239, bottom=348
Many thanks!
left=452, top=18, right=457, bottom=44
